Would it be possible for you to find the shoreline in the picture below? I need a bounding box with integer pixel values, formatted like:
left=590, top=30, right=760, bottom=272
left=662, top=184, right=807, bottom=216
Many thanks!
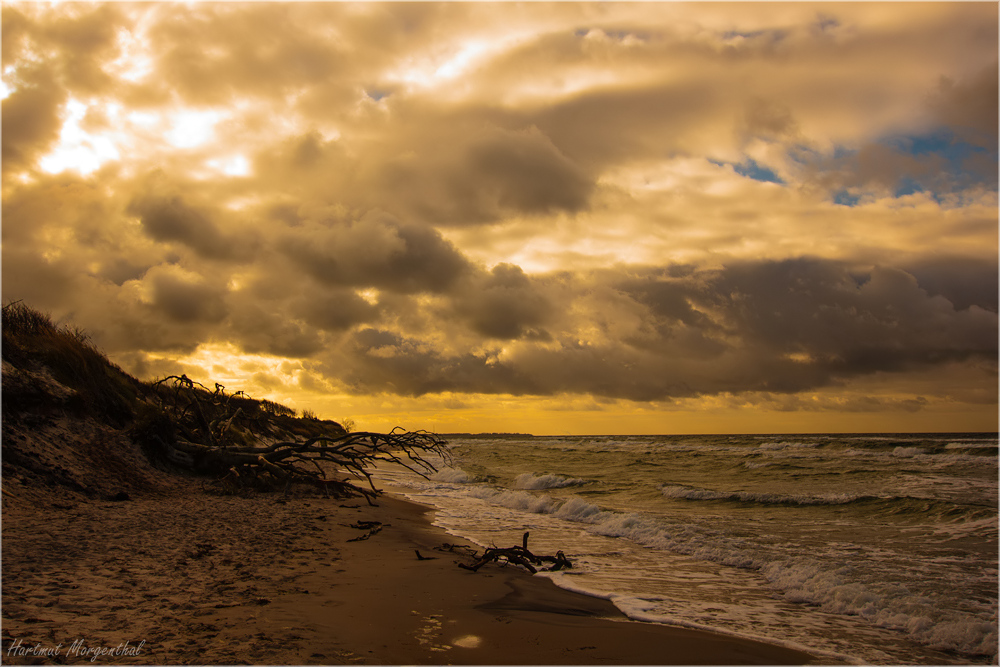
left=2, top=483, right=823, bottom=665
left=346, top=490, right=824, bottom=665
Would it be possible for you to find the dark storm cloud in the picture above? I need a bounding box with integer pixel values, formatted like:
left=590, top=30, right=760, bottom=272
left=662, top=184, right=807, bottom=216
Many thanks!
left=691, top=259, right=997, bottom=374
left=357, top=119, right=597, bottom=226
left=145, top=266, right=227, bottom=324
left=290, top=289, right=381, bottom=334
left=463, top=126, right=594, bottom=216
left=529, top=80, right=725, bottom=169
left=451, top=263, right=553, bottom=340
left=1, top=68, right=67, bottom=175
left=127, top=194, right=253, bottom=262
left=0, top=247, right=79, bottom=310
left=225, top=303, right=325, bottom=359
left=278, top=212, right=471, bottom=293
left=319, top=259, right=997, bottom=400
left=929, top=61, right=999, bottom=148
left=336, top=327, right=539, bottom=396
left=905, top=257, right=998, bottom=313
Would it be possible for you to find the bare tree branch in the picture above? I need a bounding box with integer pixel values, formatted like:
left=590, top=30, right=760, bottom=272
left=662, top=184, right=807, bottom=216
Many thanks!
left=141, top=376, right=450, bottom=503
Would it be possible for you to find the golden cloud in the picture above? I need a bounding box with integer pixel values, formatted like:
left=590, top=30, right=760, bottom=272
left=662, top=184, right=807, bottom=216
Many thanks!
left=2, top=2, right=996, bottom=432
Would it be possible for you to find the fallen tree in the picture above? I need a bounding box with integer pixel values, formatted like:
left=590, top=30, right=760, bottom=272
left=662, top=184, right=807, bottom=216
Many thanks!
left=137, top=375, right=449, bottom=502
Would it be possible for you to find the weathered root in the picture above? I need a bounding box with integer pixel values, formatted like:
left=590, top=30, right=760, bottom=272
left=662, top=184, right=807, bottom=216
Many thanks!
left=455, top=532, right=573, bottom=574
left=142, top=375, right=450, bottom=502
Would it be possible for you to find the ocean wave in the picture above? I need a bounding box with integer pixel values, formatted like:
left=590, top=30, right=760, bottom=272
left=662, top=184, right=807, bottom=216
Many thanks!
left=829, top=447, right=997, bottom=467
left=513, top=472, right=588, bottom=490
left=660, top=484, right=869, bottom=506
left=467, top=487, right=559, bottom=514
left=891, top=446, right=926, bottom=457
left=452, top=482, right=998, bottom=659
left=434, top=434, right=996, bottom=662
left=757, top=441, right=821, bottom=451
left=598, top=593, right=854, bottom=664
left=945, top=441, right=999, bottom=450
left=429, top=468, right=471, bottom=484
left=658, top=484, right=991, bottom=521
left=761, top=560, right=998, bottom=657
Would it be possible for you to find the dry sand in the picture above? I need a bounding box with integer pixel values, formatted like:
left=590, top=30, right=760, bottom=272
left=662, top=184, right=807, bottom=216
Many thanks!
left=1, top=476, right=821, bottom=666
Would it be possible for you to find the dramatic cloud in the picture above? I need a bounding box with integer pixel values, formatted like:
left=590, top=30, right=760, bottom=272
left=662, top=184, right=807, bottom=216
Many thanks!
left=450, top=263, right=554, bottom=340
left=311, top=260, right=996, bottom=403
left=2, top=2, right=996, bottom=433
left=129, top=193, right=254, bottom=262
left=277, top=212, right=471, bottom=293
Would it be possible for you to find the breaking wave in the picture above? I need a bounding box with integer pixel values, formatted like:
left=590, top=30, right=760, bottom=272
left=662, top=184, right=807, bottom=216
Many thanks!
left=429, top=468, right=471, bottom=484
left=459, top=483, right=998, bottom=659
left=513, top=472, right=588, bottom=490
left=660, top=484, right=869, bottom=506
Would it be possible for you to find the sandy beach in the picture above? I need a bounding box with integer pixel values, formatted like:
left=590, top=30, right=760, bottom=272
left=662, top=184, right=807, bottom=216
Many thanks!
left=2, top=476, right=821, bottom=665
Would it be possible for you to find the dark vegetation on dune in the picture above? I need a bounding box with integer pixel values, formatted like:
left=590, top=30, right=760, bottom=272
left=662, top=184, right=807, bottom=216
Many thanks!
left=1, top=301, right=447, bottom=507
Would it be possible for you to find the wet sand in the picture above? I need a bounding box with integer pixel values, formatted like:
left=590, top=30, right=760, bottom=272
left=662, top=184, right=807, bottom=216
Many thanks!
left=2, top=482, right=820, bottom=664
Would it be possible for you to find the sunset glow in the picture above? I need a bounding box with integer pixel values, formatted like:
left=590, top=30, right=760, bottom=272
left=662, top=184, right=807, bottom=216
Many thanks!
left=3, top=2, right=996, bottom=434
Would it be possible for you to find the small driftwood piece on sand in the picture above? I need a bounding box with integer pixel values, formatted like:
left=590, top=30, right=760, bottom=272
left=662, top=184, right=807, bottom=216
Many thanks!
left=347, top=521, right=384, bottom=542
left=457, top=532, right=572, bottom=574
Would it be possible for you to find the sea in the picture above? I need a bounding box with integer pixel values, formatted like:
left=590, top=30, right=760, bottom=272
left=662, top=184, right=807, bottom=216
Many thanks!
left=371, top=432, right=998, bottom=665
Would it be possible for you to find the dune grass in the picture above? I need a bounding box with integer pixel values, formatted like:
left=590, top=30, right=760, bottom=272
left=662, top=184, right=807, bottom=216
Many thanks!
left=3, top=301, right=140, bottom=425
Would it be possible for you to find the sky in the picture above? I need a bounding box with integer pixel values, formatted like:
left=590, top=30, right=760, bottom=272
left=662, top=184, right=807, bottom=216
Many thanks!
left=2, top=2, right=997, bottom=435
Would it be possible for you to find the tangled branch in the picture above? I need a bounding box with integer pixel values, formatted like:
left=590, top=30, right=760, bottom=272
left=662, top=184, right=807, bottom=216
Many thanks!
left=455, top=532, right=573, bottom=574
left=139, top=375, right=450, bottom=502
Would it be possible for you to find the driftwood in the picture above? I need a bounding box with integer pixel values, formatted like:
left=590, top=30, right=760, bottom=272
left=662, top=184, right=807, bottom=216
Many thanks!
left=141, top=375, right=449, bottom=503
left=456, top=532, right=572, bottom=574
left=347, top=521, right=384, bottom=542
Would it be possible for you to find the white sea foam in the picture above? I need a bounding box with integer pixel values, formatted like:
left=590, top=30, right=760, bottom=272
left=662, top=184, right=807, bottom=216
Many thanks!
left=836, top=447, right=997, bottom=468
left=760, top=559, right=998, bottom=657
left=892, top=446, right=926, bottom=457
left=553, top=495, right=603, bottom=521
left=605, top=594, right=856, bottom=664
left=660, top=485, right=730, bottom=501
left=931, top=452, right=1000, bottom=468
left=513, top=472, right=587, bottom=490
left=467, top=486, right=559, bottom=514
left=758, top=441, right=820, bottom=450
left=457, top=482, right=998, bottom=659
left=429, top=468, right=471, bottom=484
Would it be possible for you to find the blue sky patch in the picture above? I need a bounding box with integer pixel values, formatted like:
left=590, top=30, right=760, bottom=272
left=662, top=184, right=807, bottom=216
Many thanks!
left=893, top=176, right=924, bottom=198
left=884, top=129, right=995, bottom=171
left=815, top=127, right=996, bottom=204
left=711, top=157, right=785, bottom=185
left=833, top=190, right=861, bottom=207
